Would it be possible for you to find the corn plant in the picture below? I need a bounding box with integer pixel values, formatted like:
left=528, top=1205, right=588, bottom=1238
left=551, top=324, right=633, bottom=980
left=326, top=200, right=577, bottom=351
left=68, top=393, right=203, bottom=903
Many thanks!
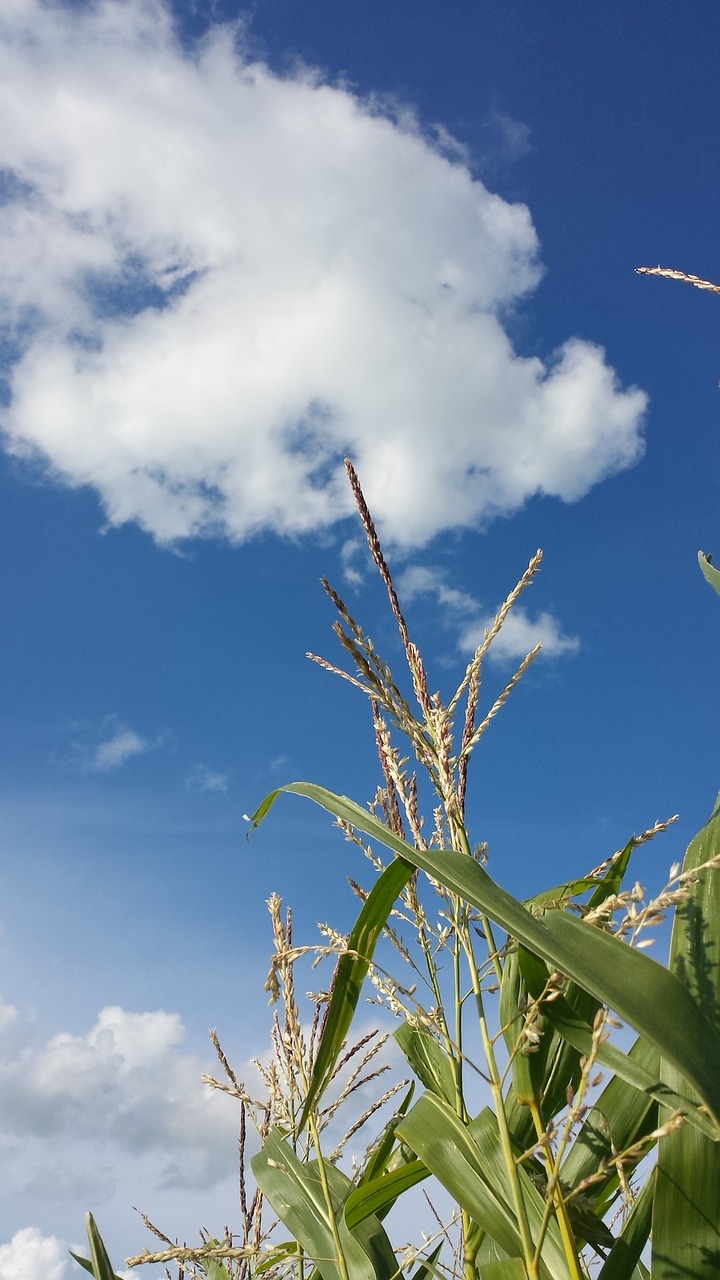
left=247, top=462, right=720, bottom=1279
left=76, top=468, right=720, bottom=1279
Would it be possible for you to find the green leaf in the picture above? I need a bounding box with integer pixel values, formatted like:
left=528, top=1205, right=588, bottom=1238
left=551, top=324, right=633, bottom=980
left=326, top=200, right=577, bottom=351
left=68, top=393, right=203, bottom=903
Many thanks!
left=560, top=1037, right=658, bottom=1191
left=595, top=1170, right=653, bottom=1280
left=344, top=1160, right=429, bottom=1230
left=205, top=1262, right=233, bottom=1280
left=299, top=855, right=414, bottom=1130
left=322, top=1160, right=399, bottom=1280
left=394, top=1023, right=457, bottom=1106
left=397, top=1096, right=571, bottom=1280
left=586, top=839, right=636, bottom=911
left=69, top=1215, right=123, bottom=1280
left=527, top=878, right=603, bottom=910
left=360, top=1082, right=415, bottom=1189
left=479, top=1261, right=529, bottom=1280
left=255, top=1242, right=301, bottom=1275
left=251, top=783, right=720, bottom=1130
left=520, top=950, right=717, bottom=1141
left=68, top=1258, right=95, bottom=1278
left=652, top=794, right=720, bottom=1279
left=499, top=942, right=545, bottom=1109
left=506, top=847, right=638, bottom=1131
left=252, top=1128, right=397, bottom=1280
left=698, top=550, right=720, bottom=596
left=408, top=1242, right=443, bottom=1280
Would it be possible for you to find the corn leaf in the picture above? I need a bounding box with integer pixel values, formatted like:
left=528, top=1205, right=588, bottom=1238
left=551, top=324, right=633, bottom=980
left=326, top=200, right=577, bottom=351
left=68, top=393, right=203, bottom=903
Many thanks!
left=205, top=1263, right=233, bottom=1280
left=344, top=1159, right=429, bottom=1230
left=408, top=1242, right=443, bottom=1280
left=561, top=1038, right=658, bottom=1190
left=479, top=1261, right=529, bottom=1279
left=652, top=794, right=720, bottom=1279
left=252, top=1128, right=397, bottom=1280
left=299, top=855, right=413, bottom=1130
left=519, top=950, right=717, bottom=1140
left=394, top=1022, right=457, bottom=1106
left=397, top=1096, right=571, bottom=1280
left=698, top=550, right=720, bottom=596
left=68, top=1216, right=123, bottom=1280
left=322, top=1160, right=400, bottom=1280
left=359, top=1081, right=415, bottom=1189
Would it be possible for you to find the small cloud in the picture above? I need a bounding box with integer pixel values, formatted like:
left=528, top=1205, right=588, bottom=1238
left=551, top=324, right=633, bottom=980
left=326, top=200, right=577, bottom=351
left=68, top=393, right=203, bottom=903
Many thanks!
left=0, top=999, right=18, bottom=1033
left=397, top=565, right=478, bottom=616
left=186, top=765, right=230, bottom=793
left=91, top=727, right=148, bottom=772
left=397, top=562, right=578, bottom=664
left=340, top=538, right=365, bottom=587
left=459, top=608, right=580, bottom=663
left=67, top=718, right=169, bottom=773
left=487, top=110, right=533, bottom=164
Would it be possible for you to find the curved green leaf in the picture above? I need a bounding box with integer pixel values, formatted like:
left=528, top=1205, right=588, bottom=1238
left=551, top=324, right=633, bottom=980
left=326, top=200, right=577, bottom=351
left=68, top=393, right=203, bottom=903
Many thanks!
left=397, top=1096, right=571, bottom=1280
left=344, top=1159, right=429, bottom=1230
left=252, top=1128, right=397, bottom=1280
left=519, top=950, right=717, bottom=1141
left=69, top=1216, right=124, bottom=1280
left=560, top=1038, right=658, bottom=1190
left=299, top=856, right=413, bottom=1130
left=360, top=1081, right=415, bottom=1189
left=652, top=794, right=720, bottom=1279
left=699, top=551, right=720, bottom=596
left=408, top=1242, right=443, bottom=1280
left=394, top=1022, right=457, bottom=1107
left=479, top=1261, right=529, bottom=1279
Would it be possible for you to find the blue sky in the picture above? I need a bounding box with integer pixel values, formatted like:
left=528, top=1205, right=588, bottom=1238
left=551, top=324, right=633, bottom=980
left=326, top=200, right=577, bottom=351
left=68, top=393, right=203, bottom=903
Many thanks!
left=1, top=0, right=720, bottom=1274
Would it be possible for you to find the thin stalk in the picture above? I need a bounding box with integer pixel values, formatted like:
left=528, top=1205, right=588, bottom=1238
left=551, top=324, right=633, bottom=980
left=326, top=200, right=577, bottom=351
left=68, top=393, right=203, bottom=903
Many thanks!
left=470, top=963, right=539, bottom=1280
left=451, top=896, right=476, bottom=1280
left=307, top=1110, right=352, bottom=1280
left=528, top=1100, right=585, bottom=1280
left=412, top=886, right=456, bottom=1060
left=447, top=815, right=539, bottom=1275
left=481, top=913, right=503, bottom=989
left=453, top=907, right=469, bottom=1124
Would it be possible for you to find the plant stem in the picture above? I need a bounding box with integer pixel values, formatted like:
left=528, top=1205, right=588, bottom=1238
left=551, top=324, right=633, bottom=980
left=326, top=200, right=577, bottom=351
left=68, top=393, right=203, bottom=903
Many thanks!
left=528, top=1100, right=585, bottom=1280
left=307, top=1111, right=352, bottom=1280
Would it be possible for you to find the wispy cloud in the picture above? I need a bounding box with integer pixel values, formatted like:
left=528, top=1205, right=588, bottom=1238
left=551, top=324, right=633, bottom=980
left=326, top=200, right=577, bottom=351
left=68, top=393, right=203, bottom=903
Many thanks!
left=68, top=720, right=168, bottom=773
left=0, top=0, right=646, bottom=550
left=186, top=764, right=230, bottom=793
left=398, top=563, right=579, bottom=663
left=90, top=727, right=149, bottom=772
left=458, top=608, right=580, bottom=662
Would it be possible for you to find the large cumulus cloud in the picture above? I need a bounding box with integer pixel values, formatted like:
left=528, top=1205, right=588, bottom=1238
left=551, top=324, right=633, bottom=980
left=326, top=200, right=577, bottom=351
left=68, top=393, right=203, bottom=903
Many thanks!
left=0, top=0, right=646, bottom=546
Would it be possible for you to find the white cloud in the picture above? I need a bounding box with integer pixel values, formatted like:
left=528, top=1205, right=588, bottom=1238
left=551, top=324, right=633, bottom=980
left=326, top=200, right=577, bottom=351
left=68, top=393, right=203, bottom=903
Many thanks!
left=0, top=1000, right=18, bottom=1033
left=91, top=727, right=149, bottom=771
left=66, top=718, right=168, bottom=772
left=0, top=1227, right=70, bottom=1280
left=0, top=0, right=646, bottom=549
left=459, top=608, right=580, bottom=662
left=0, top=1005, right=237, bottom=1190
left=398, top=564, right=479, bottom=616
left=187, top=764, right=230, bottom=792
left=398, top=563, right=579, bottom=662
